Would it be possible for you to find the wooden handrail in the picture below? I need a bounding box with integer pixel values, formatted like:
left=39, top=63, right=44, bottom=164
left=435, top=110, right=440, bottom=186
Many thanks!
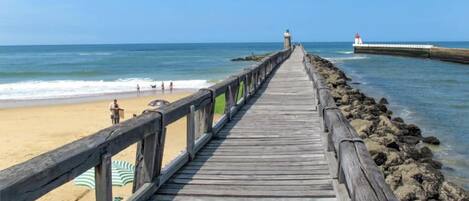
left=0, top=48, right=292, bottom=201
left=299, top=45, right=398, bottom=201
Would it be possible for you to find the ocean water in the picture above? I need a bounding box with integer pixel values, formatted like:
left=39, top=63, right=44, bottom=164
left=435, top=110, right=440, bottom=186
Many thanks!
left=1, top=42, right=468, bottom=188
left=0, top=43, right=281, bottom=100
left=304, top=42, right=469, bottom=189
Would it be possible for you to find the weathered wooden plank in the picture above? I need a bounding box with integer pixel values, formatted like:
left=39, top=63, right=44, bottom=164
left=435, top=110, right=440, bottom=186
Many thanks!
left=191, top=158, right=326, bottom=164
left=157, top=187, right=336, bottom=197
left=182, top=164, right=330, bottom=171
left=197, top=149, right=324, bottom=154
left=151, top=195, right=336, bottom=201
left=186, top=160, right=329, bottom=167
left=168, top=178, right=332, bottom=186
left=160, top=183, right=334, bottom=192
left=176, top=169, right=330, bottom=175
left=198, top=147, right=325, bottom=153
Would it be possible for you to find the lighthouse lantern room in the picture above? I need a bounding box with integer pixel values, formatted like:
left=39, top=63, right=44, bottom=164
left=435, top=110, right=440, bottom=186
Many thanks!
left=354, top=33, right=363, bottom=45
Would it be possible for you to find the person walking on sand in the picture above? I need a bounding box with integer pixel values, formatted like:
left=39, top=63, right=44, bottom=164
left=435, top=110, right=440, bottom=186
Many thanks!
left=109, top=99, right=122, bottom=125
left=161, top=81, right=165, bottom=93
left=169, top=82, right=173, bottom=93
left=136, top=84, right=141, bottom=96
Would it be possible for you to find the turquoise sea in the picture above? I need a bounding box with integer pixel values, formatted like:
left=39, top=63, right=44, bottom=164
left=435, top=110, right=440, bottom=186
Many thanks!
left=0, top=43, right=278, bottom=100
left=0, top=42, right=468, bottom=188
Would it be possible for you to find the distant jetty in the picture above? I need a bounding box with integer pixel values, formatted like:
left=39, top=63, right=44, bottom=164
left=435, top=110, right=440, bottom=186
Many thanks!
left=353, top=34, right=469, bottom=64
left=231, top=52, right=271, bottom=62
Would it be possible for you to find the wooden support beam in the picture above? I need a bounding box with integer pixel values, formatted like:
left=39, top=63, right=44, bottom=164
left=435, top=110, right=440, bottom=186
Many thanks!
left=95, top=154, right=112, bottom=201
left=224, top=85, right=232, bottom=119
left=187, top=105, right=196, bottom=160
left=243, top=75, right=248, bottom=104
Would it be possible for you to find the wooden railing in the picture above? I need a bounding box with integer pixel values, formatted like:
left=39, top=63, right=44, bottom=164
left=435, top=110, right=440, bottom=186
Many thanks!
left=300, top=45, right=398, bottom=201
left=0, top=48, right=292, bottom=201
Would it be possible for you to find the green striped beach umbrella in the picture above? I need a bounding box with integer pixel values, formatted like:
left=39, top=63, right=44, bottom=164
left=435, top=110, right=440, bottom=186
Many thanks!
left=74, top=160, right=135, bottom=189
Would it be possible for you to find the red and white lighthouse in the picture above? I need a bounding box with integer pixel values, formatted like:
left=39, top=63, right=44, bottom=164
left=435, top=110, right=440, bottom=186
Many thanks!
left=354, top=33, right=363, bottom=45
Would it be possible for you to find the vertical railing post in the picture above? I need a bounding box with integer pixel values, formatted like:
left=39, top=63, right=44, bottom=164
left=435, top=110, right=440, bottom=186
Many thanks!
left=243, top=75, right=248, bottom=104
left=153, top=123, right=167, bottom=184
left=132, top=141, right=143, bottom=192
left=133, top=116, right=166, bottom=190
left=95, top=154, right=112, bottom=201
left=206, top=97, right=215, bottom=134
left=200, top=88, right=216, bottom=135
left=248, top=72, right=254, bottom=96
left=252, top=71, right=257, bottom=92
left=258, top=70, right=261, bottom=86
left=187, top=105, right=195, bottom=160
left=269, top=59, right=273, bottom=74
left=232, top=79, right=240, bottom=107
left=233, top=78, right=239, bottom=105
left=224, top=85, right=232, bottom=120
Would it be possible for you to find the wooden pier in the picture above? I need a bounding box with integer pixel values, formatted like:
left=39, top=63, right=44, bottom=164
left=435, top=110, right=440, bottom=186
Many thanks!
left=151, top=47, right=337, bottom=200
left=0, top=46, right=396, bottom=201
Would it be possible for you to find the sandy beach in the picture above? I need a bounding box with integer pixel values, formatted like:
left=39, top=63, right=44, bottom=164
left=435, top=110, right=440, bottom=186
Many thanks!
left=0, top=91, right=194, bottom=200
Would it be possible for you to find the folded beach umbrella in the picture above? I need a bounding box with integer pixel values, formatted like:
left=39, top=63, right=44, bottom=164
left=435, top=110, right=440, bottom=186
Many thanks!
left=74, top=160, right=135, bottom=189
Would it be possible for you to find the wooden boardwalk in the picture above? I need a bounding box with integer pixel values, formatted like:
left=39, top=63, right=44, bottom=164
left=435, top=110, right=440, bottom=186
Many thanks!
left=150, top=48, right=339, bottom=200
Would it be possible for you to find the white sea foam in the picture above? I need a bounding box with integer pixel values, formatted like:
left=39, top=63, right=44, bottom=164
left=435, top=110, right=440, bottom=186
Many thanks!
left=0, top=79, right=212, bottom=100
left=326, top=56, right=369, bottom=63
left=337, top=51, right=353, bottom=54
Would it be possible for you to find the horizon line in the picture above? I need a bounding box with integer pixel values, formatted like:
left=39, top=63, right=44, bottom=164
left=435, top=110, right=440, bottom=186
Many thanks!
left=1, top=40, right=469, bottom=47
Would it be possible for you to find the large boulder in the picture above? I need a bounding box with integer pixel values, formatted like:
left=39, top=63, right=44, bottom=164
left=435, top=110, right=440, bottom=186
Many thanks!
left=423, top=136, right=441, bottom=145
left=326, top=73, right=346, bottom=87
left=394, top=184, right=425, bottom=201
left=364, top=138, right=389, bottom=166
left=379, top=97, right=389, bottom=104
left=407, top=124, right=422, bottom=137
left=389, top=163, right=444, bottom=200
left=420, top=158, right=443, bottom=169
left=384, top=151, right=405, bottom=168
left=392, top=117, right=405, bottom=123
left=378, top=115, right=401, bottom=134
left=439, top=181, right=469, bottom=201
left=350, top=119, right=374, bottom=138
left=398, top=135, right=422, bottom=145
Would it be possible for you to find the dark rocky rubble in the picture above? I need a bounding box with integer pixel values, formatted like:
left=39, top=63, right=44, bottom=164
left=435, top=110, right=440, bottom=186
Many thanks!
left=308, top=54, right=469, bottom=201
left=231, top=53, right=271, bottom=62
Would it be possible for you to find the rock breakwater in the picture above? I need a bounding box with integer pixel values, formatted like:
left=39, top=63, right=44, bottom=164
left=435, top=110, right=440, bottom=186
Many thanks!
left=307, top=54, right=469, bottom=201
left=231, top=52, right=271, bottom=62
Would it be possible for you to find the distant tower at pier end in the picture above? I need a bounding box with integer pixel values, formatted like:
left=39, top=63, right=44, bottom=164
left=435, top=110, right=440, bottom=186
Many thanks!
left=284, top=29, right=292, bottom=49
left=354, top=33, right=363, bottom=45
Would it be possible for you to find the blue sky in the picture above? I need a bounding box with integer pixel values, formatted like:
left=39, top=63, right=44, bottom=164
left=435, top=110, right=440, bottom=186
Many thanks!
left=0, top=0, right=468, bottom=45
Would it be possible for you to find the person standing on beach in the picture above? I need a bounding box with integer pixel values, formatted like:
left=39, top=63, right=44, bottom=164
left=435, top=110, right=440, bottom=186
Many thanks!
left=161, top=82, right=165, bottom=93
left=170, top=82, right=173, bottom=93
left=109, top=99, right=122, bottom=125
